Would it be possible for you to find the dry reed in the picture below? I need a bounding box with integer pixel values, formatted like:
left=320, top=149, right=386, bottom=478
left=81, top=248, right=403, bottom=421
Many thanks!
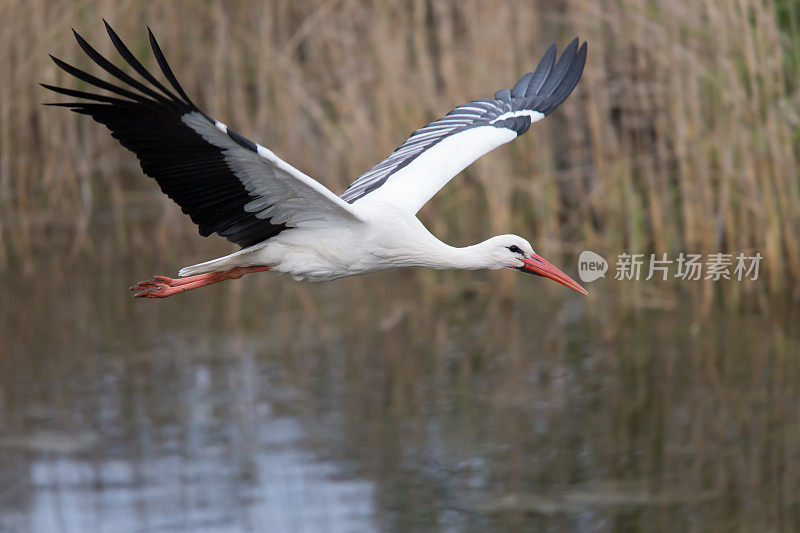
left=1, top=0, right=798, bottom=302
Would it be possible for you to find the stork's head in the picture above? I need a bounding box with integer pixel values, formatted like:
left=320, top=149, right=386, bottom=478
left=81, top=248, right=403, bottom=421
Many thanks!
left=487, top=235, right=587, bottom=294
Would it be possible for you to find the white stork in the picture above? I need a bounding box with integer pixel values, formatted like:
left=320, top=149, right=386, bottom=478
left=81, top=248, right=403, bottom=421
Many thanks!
left=44, top=22, right=588, bottom=298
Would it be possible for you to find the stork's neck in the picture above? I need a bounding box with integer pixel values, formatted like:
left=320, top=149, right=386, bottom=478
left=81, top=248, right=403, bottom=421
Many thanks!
left=435, top=241, right=501, bottom=270
left=395, top=235, right=499, bottom=271
left=368, top=207, right=503, bottom=271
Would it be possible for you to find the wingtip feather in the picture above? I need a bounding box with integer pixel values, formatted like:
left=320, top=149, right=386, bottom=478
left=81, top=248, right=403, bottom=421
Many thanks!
left=146, top=27, right=194, bottom=107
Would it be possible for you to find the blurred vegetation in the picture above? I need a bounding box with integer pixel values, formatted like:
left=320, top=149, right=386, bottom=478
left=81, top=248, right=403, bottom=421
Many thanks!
left=1, top=0, right=799, bottom=303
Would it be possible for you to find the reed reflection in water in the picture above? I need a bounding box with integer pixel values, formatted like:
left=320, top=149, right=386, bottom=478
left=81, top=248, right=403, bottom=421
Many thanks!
left=1, top=231, right=799, bottom=532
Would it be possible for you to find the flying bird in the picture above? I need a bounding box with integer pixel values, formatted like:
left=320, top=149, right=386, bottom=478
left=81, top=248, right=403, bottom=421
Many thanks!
left=44, top=23, right=588, bottom=298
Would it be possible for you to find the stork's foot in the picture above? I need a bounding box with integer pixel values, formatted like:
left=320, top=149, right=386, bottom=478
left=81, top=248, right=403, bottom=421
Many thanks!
left=130, top=274, right=210, bottom=298
left=130, top=266, right=271, bottom=299
left=130, top=275, right=191, bottom=290
left=130, top=279, right=197, bottom=298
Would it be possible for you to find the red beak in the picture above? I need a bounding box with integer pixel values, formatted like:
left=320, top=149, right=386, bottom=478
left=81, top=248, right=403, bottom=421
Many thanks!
left=514, top=252, right=588, bottom=295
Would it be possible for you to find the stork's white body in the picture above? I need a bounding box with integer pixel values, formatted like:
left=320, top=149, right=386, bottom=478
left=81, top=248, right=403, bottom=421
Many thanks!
left=180, top=201, right=508, bottom=281
left=47, top=25, right=588, bottom=297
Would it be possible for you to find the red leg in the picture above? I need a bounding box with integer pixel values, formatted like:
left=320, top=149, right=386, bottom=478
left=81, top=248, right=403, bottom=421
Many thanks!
left=130, top=265, right=271, bottom=298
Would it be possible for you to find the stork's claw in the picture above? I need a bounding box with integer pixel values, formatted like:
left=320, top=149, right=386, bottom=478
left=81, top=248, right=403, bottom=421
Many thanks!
left=130, top=278, right=183, bottom=298
left=129, top=266, right=272, bottom=299
left=132, top=284, right=166, bottom=298
left=130, top=275, right=185, bottom=291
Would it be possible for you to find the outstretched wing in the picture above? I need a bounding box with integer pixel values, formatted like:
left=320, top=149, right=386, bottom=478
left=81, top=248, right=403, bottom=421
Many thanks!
left=340, top=39, right=587, bottom=214
left=43, top=22, right=361, bottom=249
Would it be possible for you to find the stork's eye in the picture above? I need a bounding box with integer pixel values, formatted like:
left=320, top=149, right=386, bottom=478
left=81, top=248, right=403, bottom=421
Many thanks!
left=507, top=245, right=524, bottom=255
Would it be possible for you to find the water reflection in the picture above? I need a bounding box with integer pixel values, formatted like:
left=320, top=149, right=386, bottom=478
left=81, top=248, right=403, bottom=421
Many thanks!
left=0, top=325, right=376, bottom=532
left=1, top=232, right=799, bottom=531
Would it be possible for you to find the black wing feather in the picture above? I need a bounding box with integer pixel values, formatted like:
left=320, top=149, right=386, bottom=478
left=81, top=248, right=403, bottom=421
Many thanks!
left=539, top=38, right=579, bottom=98
left=146, top=27, right=195, bottom=107
left=542, top=42, right=588, bottom=114
left=48, top=54, right=153, bottom=105
left=43, top=24, right=287, bottom=248
left=102, top=20, right=176, bottom=101
left=511, top=44, right=556, bottom=98
left=71, top=29, right=172, bottom=106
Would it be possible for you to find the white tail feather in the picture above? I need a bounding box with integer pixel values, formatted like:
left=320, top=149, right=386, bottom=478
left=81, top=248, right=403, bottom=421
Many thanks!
left=178, top=248, right=253, bottom=277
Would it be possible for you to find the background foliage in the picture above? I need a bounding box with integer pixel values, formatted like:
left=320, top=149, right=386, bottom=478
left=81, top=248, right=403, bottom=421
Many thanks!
left=1, top=0, right=799, bottom=302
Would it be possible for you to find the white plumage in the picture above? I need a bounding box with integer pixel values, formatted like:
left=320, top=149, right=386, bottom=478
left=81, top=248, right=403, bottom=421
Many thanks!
left=44, top=23, right=588, bottom=297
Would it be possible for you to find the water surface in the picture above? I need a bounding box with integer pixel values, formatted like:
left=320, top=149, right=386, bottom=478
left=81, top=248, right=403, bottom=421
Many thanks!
left=1, top=230, right=799, bottom=532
